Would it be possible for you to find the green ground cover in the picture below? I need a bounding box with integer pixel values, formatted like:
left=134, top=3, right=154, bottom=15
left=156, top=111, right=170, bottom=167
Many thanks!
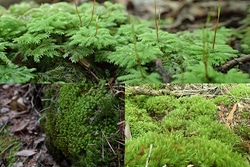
left=125, top=84, right=250, bottom=167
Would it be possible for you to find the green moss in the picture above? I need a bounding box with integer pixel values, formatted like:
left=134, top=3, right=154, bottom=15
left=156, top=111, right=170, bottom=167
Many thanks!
left=228, top=85, right=250, bottom=99
left=177, top=96, right=217, bottom=120
left=241, top=111, right=250, bottom=119
left=235, top=122, right=250, bottom=140
left=213, top=95, right=233, bottom=106
left=125, top=94, right=149, bottom=109
left=184, top=116, right=241, bottom=146
left=145, top=95, right=178, bottom=115
left=125, top=87, right=249, bottom=166
left=126, top=132, right=248, bottom=167
left=126, top=102, right=161, bottom=138
left=213, top=85, right=250, bottom=108
left=43, top=83, right=122, bottom=166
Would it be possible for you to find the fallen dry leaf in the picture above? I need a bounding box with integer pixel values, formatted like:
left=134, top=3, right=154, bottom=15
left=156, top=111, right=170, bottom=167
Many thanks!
left=0, top=107, right=9, bottom=114
left=0, top=116, right=9, bottom=127
left=11, top=120, right=29, bottom=133
left=12, top=162, right=23, bottom=167
left=125, top=121, right=132, bottom=140
left=15, top=149, right=36, bottom=157
left=225, top=102, right=238, bottom=128
left=33, top=136, right=46, bottom=148
left=10, top=96, right=19, bottom=110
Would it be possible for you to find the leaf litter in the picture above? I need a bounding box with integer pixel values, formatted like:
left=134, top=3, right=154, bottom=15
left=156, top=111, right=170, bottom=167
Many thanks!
left=0, top=84, right=61, bottom=167
left=0, top=83, right=125, bottom=167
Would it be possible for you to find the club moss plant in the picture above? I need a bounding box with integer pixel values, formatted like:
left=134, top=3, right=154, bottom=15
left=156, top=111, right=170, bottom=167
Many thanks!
left=0, top=2, right=249, bottom=83
left=42, top=83, right=123, bottom=166
left=125, top=85, right=249, bottom=166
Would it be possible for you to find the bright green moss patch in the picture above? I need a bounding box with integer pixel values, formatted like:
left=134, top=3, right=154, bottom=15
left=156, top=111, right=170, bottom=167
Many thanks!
left=125, top=85, right=249, bottom=166
left=126, top=132, right=249, bottom=167
left=125, top=102, right=161, bottom=138
left=213, top=85, right=250, bottom=106
left=145, top=95, right=178, bottom=115
left=213, top=95, right=232, bottom=106
left=43, top=84, right=123, bottom=166
left=227, top=85, right=250, bottom=99
left=177, top=96, right=217, bottom=119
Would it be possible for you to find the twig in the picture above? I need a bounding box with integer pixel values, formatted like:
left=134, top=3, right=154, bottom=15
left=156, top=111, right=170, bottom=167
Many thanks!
left=102, top=131, right=116, bottom=155
left=87, top=0, right=96, bottom=27
left=102, top=140, right=104, bottom=158
left=74, top=0, right=82, bottom=27
left=145, top=144, right=153, bottom=167
left=126, top=86, right=172, bottom=96
left=0, top=143, right=14, bottom=157
left=0, top=118, right=9, bottom=133
left=215, top=54, right=250, bottom=73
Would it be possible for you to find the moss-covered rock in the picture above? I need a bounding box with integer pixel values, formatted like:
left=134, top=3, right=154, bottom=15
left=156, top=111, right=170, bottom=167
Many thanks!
left=43, top=84, right=122, bottom=166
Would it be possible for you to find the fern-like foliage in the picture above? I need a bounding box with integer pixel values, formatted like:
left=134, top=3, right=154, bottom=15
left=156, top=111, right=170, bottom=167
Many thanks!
left=0, top=2, right=248, bottom=83
left=117, top=67, right=161, bottom=84
left=178, top=27, right=238, bottom=66
left=14, top=4, right=78, bottom=62
left=173, top=62, right=250, bottom=83
left=67, top=26, right=117, bottom=62
left=0, top=64, right=35, bottom=83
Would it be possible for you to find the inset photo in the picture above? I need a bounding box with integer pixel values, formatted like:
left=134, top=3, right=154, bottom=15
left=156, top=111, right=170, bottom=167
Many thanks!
left=125, top=84, right=250, bottom=167
left=0, top=84, right=124, bottom=167
left=1, top=1, right=250, bottom=84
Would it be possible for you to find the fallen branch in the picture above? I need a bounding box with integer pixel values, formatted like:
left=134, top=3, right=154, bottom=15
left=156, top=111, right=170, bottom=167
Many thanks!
left=215, top=54, right=250, bottom=73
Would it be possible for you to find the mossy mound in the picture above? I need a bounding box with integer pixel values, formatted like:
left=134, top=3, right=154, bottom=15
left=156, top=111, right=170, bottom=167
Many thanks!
left=126, top=102, right=161, bottom=138
left=125, top=132, right=248, bottom=167
left=145, top=95, right=178, bottom=115
left=43, top=84, right=122, bottom=166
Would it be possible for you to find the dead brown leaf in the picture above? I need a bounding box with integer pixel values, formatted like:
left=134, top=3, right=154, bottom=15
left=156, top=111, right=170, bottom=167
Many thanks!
left=15, top=150, right=36, bottom=157
left=225, top=102, right=238, bottom=128
left=11, top=119, right=29, bottom=133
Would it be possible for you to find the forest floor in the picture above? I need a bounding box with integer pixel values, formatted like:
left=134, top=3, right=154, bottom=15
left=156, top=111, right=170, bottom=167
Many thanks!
left=0, top=84, right=60, bottom=167
left=0, top=84, right=125, bottom=167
